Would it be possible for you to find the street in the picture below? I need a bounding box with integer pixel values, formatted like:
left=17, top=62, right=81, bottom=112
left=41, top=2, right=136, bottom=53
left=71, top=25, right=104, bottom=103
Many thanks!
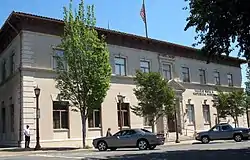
left=1, top=141, right=250, bottom=160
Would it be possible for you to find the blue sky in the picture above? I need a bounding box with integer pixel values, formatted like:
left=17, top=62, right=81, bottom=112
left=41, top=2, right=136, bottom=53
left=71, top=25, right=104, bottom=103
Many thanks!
left=0, top=0, right=247, bottom=87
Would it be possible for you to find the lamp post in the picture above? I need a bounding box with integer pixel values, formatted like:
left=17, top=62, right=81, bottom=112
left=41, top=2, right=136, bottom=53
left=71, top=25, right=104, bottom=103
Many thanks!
left=34, top=86, right=41, bottom=150
left=174, top=98, right=180, bottom=143
left=117, top=93, right=125, bottom=131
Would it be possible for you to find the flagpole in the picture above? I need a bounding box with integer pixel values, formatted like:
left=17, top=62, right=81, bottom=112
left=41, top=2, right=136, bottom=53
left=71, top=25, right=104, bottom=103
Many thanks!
left=143, top=0, right=148, bottom=38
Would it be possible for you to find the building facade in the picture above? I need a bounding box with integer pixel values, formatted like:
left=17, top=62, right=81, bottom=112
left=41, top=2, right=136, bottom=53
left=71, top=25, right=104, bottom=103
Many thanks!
left=0, top=12, right=248, bottom=148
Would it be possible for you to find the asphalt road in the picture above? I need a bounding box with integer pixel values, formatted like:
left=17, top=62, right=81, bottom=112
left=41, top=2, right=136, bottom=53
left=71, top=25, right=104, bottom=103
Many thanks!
left=1, top=140, right=250, bottom=160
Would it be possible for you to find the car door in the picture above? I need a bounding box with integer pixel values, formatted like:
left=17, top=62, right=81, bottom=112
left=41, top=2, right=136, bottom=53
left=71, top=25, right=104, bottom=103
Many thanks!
left=208, top=125, right=221, bottom=140
left=220, top=124, right=233, bottom=139
left=120, top=130, right=139, bottom=147
left=108, top=130, right=125, bottom=147
left=117, top=130, right=138, bottom=147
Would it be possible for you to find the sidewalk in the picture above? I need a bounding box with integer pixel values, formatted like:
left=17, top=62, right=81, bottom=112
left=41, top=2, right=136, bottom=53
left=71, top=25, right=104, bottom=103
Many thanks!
left=164, top=139, right=197, bottom=146
left=0, top=147, right=93, bottom=157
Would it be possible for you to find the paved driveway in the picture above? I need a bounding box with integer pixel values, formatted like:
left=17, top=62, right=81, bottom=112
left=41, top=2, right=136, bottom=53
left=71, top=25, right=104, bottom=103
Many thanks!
left=1, top=140, right=250, bottom=160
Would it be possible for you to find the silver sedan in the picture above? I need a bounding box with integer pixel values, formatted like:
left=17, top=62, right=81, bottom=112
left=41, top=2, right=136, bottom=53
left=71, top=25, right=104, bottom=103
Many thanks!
left=92, top=129, right=165, bottom=151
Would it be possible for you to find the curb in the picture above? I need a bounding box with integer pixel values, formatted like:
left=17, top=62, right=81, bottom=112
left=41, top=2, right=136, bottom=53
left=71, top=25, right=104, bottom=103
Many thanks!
left=0, top=148, right=95, bottom=157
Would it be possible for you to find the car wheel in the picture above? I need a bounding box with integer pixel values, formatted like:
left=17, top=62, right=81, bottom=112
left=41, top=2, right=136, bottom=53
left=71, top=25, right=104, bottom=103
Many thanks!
left=137, top=139, right=148, bottom=150
left=148, top=145, right=156, bottom=150
left=97, top=141, right=108, bottom=151
left=201, top=136, right=210, bottom=144
left=110, top=147, right=117, bottom=151
left=234, top=134, right=243, bottom=142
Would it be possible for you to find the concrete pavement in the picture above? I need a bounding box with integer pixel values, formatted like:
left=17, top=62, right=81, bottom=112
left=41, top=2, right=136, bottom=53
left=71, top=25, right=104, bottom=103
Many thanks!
left=0, top=140, right=250, bottom=160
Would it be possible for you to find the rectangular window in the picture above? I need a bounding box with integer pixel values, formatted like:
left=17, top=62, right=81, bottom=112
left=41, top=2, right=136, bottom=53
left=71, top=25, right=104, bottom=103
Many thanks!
left=117, top=103, right=130, bottom=127
left=162, top=64, right=172, bottom=80
left=1, top=102, right=6, bottom=133
left=140, top=60, right=150, bottom=73
left=1, top=60, right=6, bottom=81
left=10, top=103, right=14, bottom=132
left=114, top=57, right=126, bottom=76
left=214, top=71, right=220, bottom=85
left=203, top=105, right=210, bottom=124
left=53, top=101, right=69, bottom=129
left=88, top=109, right=101, bottom=128
left=10, top=53, right=15, bottom=74
left=187, top=104, right=195, bottom=124
left=181, top=67, right=190, bottom=82
left=199, top=69, right=206, bottom=84
left=53, top=50, right=67, bottom=70
left=227, top=73, right=233, bottom=86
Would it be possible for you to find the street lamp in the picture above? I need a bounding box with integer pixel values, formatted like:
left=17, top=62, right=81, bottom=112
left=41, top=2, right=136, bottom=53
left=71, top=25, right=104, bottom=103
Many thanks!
left=117, top=93, right=125, bottom=131
left=174, top=98, right=180, bottom=143
left=34, top=86, right=41, bottom=150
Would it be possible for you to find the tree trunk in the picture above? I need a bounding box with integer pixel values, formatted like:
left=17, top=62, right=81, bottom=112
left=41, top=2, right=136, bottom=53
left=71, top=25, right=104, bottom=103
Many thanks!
left=81, top=112, right=86, bottom=148
left=234, top=118, right=237, bottom=128
left=236, top=116, right=239, bottom=127
left=151, top=123, right=155, bottom=133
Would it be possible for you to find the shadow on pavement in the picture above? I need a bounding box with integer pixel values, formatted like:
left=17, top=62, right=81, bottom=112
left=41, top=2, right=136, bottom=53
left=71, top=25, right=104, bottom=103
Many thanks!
left=0, top=147, right=81, bottom=152
left=94, top=148, right=250, bottom=160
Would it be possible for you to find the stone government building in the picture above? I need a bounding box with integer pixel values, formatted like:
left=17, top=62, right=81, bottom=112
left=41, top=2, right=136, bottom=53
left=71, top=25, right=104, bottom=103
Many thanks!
left=0, top=12, right=249, bottom=147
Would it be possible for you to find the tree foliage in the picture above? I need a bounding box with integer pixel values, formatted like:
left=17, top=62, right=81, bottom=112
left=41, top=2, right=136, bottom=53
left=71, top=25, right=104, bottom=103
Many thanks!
left=216, top=90, right=246, bottom=127
left=55, top=0, right=111, bottom=147
left=184, top=0, right=250, bottom=61
left=131, top=70, right=175, bottom=132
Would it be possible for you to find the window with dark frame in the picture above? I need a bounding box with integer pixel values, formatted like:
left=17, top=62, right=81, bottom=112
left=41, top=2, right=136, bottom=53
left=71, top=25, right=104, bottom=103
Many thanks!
left=117, top=103, right=130, bottom=127
left=10, top=53, right=15, bottom=74
left=140, top=60, right=150, bottom=73
left=10, top=99, right=14, bottom=132
left=88, top=109, right=101, bottom=128
left=53, top=50, right=67, bottom=70
left=1, top=102, right=5, bottom=133
left=162, top=64, right=172, bottom=80
left=181, top=67, right=190, bottom=82
left=227, top=73, right=233, bottom=86
left=53, top=101, right=69, bottom=129
left=214, top=71, right=220, bottom=85
left=199, top=69, right=206, bottom=84
left=1, top=59, right=6, bottom=81
left=115, top=57, right=126, bottom=76
left=187, top=104, right=195, bottom=124
left=202, top=105, right=210, bottom=124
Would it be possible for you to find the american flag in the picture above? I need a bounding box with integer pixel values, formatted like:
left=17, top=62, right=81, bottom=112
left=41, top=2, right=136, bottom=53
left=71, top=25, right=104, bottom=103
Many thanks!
left=140, top=3, right=146, bottom=23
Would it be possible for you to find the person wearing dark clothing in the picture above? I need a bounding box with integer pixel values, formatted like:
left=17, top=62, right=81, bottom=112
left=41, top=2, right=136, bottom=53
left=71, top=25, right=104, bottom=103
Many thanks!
left=106, top=128, right=112, bottom=137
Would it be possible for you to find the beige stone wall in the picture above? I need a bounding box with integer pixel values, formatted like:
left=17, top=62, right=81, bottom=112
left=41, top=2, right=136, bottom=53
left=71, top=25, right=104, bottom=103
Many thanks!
left=0, top=30, right=246, bottom=147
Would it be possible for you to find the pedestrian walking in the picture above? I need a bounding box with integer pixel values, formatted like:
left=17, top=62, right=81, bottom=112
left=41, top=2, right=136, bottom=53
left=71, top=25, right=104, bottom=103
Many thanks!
left=106, top=128, right=112, bottom=137
left=24, top=125, right=30, bottom=148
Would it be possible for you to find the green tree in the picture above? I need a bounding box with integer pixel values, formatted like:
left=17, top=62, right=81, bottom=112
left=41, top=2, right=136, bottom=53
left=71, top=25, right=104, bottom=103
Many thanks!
left=184, top=0, right=250, bottom=61
left=131, top=70, right=175, bottom=133
left=55, top=0, right=112, bottom=147
left=216, top=90, right=246, bottom=127
left=245, top=67, right=250, bottom=127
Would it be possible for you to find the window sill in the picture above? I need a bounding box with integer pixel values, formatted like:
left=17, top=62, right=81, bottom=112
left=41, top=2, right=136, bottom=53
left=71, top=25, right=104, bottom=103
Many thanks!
left=88, top=128, right=101, bottom=131
left=187, top=123, right=194, bottom=126
left=53, top=129, right=69, bottom=132
left=204, top=123, right=211, bottom=126
left=143, top=126, right=152, bottom=128
left=118, top=126, right=130, bottom=129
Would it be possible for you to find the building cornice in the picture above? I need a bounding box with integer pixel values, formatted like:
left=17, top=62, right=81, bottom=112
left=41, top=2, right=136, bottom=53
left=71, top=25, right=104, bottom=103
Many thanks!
left=0, top=11, right=247, bottom=67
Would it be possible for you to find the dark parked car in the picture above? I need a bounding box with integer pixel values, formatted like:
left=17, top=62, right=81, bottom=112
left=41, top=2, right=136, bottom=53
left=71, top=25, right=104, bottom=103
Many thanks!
left=92, top=129, right=165, bottom=151
left=195, top=123, right=250, bottom=144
